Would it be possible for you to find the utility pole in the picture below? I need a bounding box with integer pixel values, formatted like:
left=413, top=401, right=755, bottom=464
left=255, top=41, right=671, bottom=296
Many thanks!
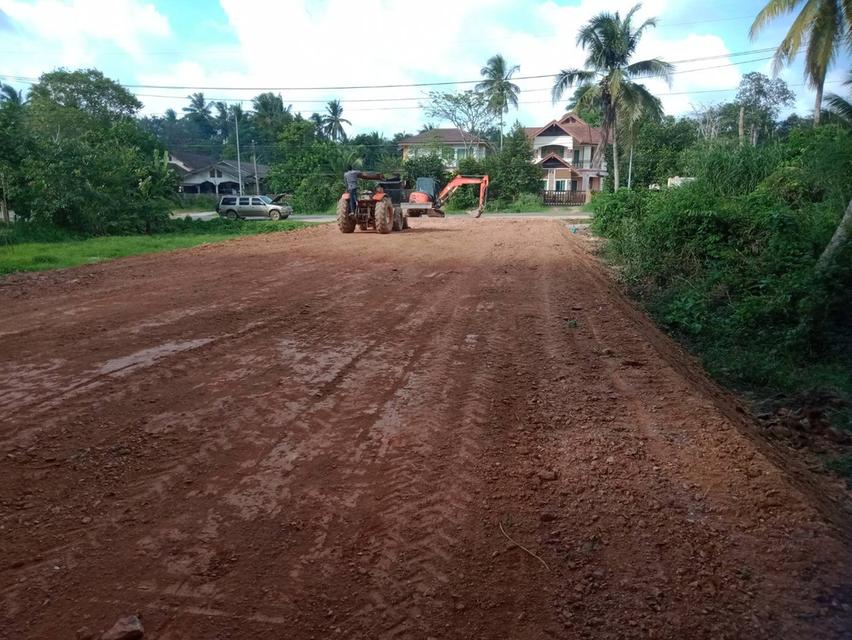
left=252, top=140, right=260, bottom=195
left=234, top=107, right=243, bottom=196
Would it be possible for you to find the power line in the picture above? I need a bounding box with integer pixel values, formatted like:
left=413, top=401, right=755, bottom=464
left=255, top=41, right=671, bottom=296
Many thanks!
left=0, top=47, right=784, bottom=93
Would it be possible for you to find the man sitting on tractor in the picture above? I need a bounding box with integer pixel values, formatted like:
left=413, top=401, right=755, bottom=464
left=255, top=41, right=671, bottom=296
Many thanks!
left=343, top=166, right=363, bottom=217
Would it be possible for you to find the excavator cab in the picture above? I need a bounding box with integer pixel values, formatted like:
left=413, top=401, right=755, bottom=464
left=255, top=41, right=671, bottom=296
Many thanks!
left=402, top=175, right=489, bottom=218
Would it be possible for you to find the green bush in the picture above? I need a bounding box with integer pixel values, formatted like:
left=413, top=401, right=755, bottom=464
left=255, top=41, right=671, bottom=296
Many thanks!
left=590, top=125, right=852, bottom=404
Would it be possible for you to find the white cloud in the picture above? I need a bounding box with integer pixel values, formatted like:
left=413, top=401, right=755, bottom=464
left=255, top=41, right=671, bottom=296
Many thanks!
left=0, top=0, right=170, bottom=76
left=1, top=0, right=834, bottom=134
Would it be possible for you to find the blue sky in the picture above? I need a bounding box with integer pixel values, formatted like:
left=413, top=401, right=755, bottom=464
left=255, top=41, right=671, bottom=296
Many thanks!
left=0, top=0, right=849, bottom=135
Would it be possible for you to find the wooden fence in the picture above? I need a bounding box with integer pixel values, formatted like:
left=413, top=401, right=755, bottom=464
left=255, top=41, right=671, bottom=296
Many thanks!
left=540, top=190, right=591, bottom=206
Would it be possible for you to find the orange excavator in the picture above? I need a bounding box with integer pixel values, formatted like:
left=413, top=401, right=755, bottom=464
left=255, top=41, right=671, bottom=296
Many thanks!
left=401, top=175, right=489, bottom=219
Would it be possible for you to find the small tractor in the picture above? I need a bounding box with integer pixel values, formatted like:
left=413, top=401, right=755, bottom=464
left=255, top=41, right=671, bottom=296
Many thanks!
left=336, top=172, right=408, bottom=234
left=401, top=175, right=490, bottom=219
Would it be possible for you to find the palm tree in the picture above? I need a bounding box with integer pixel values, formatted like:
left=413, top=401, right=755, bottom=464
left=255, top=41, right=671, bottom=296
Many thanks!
left=183, top=92, right=212, bottom=121
left=183, top=92, right=214, bottom=139
left=322, top=99, right=351, bottom=142
left=552, top=4, right=672, bottom=189
left=750, top=1, right=852, bottom=126
left=825, top=72, right=852, bottom=124
left=0, top=83, right=24, bottom=105
left=252, top=92, right=290, bottom=132
left=476, top=54, right=521, bottom=151
left=310, top=112, right=327, bottom=140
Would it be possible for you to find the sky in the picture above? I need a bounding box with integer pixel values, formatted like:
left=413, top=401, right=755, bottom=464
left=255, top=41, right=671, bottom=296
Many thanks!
left=0, top=0, right=849, bottom=137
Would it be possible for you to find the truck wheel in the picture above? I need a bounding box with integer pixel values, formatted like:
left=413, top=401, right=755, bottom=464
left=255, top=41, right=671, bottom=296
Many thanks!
left=225, top=210, right=238, bottom=220
left=269, top=209, right=281, bottom=221
left=375, top=199, right=393, bottom=234
left=337, top=197, right=356, bottom=233
left=392, top=207, right=404, bottom=231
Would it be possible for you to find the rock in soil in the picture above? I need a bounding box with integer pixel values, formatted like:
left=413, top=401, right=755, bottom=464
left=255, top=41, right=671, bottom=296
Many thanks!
left=100, top=615, right=144, bottom=640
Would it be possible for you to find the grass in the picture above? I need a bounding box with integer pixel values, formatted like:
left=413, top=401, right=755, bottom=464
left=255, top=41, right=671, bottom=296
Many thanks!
left=0, top=219, right=308, bottom=275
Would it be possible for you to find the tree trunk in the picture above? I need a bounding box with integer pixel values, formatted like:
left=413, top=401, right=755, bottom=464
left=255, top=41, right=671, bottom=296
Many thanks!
left=499, top=112, right=504, bottom=152
left=612, top=132, right=620, bottom=191
left=592, top=97, right=611, bottom=170
left=738, top=106, right=745, bottom=146
left=814, top=79, right=824, bottom=126
left=816, top=198, right=852, bottom=273
left=627, top=145, right=634, bottom=190
left=0, top=172, right=8, bottom=224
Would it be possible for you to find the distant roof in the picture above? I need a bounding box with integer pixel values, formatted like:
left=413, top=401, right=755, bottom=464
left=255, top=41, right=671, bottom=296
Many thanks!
left=526, top=112, right=606, bottom=145
left=398, top=128, right=488, bottom=145
left=169, top=151, right=218, bottom=172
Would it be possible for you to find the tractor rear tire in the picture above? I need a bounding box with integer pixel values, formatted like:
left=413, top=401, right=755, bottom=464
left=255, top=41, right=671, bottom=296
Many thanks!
left=375, top=199, right=393, bottom=234
left=337, top=197, right=356, bottom=233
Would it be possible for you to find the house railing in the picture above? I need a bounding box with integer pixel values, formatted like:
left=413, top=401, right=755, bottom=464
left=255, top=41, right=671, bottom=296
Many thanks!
left=541, top=190, right=595, bottom=206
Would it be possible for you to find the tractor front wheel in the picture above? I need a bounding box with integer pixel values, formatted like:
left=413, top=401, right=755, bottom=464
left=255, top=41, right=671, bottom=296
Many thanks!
left=336, top=197, right=356, bottom=233
left=375, top=199, right=393, bottom=234
left=392, top=207, right=404, bottom=231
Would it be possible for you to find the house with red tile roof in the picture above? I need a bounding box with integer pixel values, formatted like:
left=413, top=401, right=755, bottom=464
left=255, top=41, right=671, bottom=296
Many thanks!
left=525, top=113, right=608, bottom=196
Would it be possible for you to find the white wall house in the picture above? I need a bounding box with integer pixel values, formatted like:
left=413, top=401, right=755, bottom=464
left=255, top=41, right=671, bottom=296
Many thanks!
left=398, top=129, right=489, bottom=169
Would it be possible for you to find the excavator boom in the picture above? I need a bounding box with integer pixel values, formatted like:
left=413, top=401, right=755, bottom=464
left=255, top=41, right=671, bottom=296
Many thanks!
left=436, top=175, right=489, bottom=216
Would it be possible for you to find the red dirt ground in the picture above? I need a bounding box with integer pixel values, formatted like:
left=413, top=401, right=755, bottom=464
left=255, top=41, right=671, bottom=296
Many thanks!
left=1, top=219, right=850, bottom=640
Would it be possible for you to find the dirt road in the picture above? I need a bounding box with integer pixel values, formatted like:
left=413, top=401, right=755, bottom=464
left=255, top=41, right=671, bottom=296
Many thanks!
left=1, top=219, right=849, bottom=639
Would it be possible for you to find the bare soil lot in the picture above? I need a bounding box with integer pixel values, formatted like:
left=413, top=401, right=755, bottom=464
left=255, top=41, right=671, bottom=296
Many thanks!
left=1, top=218, right=849, bottom=639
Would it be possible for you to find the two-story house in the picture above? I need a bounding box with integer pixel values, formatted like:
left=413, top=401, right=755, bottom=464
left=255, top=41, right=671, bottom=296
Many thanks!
left=526, top=113, right=607, bottom=197
left=398, top=129, right=489, bottom=169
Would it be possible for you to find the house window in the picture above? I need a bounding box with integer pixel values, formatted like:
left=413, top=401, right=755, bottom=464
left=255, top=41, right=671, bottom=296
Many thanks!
left=571, top=179, right=579, bottom=192
left=541, top=145, right=565, bottom=158
left=209, top=169, right=223, bottom=178
left=555, top=180, right=567, bottom=192
left=573, top=149, right=581, bottom=166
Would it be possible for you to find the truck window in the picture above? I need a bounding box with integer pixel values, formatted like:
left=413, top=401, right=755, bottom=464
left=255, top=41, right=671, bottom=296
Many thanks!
left=239, top=197, right=250, bottom=206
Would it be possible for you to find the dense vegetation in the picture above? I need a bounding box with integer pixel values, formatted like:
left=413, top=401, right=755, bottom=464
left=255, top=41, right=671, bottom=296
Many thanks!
left=590, top=125, right=852, bottom=445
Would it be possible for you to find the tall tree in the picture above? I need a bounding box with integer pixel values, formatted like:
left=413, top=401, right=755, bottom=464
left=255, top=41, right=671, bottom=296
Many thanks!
left=322, top=99, right=351, bottom=142
left=735, top=71, right=795, bottom=143
left=476, top=54, right=521, bottom=151
left=750, top=0, right=852, bottom=125
left=424, top=90, right=496, bottom=152
left=552, top=4, right=672, bottom=189
left=618, top=85, right=664, bottom=188
left=183, top=92, right=214, bottom=140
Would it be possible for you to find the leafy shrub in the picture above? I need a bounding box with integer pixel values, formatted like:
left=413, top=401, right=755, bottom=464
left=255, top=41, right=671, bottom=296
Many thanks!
left=589, top=126, right=852, bottom=401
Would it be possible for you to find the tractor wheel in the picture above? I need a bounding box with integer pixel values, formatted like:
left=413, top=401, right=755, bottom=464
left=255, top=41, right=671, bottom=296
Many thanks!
left=358, top=222, right=368, bottom=231
left=403, top=214, right=410, bottom=230
left=392, top=207, right=404, bottom=231
left=336, top=197, right=356, bottom=233
left=375, top=198, right=393, bottom=234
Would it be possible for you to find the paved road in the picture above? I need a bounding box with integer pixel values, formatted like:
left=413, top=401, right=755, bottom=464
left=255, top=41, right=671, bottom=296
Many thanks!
left=173, top=211, right=591, bottom=224
left=0, top=219, right=848, bottom=639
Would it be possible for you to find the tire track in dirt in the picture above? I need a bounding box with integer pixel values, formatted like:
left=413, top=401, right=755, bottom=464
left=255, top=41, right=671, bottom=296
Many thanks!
left=0, top=219, right=849, bottom=640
